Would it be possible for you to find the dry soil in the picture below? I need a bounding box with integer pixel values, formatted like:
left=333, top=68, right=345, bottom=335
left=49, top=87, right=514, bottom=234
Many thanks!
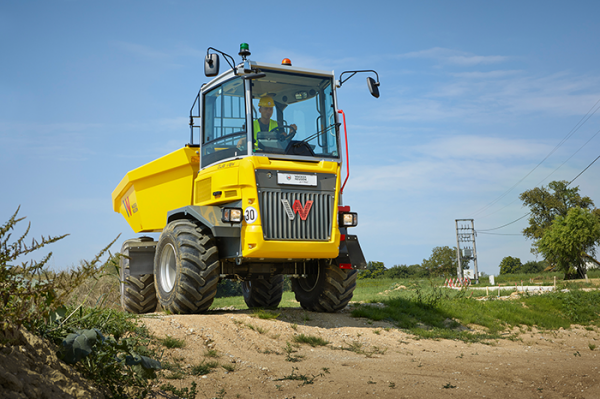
left=144, top=304, right=600, bottom=399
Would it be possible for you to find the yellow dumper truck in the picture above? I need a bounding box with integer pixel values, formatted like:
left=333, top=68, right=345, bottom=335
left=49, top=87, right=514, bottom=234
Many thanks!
left=112, top=43, right=380, bottom=314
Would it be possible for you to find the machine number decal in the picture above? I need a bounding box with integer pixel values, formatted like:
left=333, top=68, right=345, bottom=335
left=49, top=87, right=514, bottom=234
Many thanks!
left=244, top=206, right=258, bottom=224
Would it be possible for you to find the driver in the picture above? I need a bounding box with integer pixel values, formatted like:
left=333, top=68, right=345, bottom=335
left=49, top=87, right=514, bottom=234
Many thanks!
left=237, top=96, right=297, bottom=150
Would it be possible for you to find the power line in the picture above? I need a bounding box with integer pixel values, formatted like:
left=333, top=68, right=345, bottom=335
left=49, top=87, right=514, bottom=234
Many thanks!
left=476, top=126, right=600, bottom=221
left=569, top=154, right=600, bottom=184
left=478, top=212, right=530, bottom=232
left=470, top=97, right=600, bottom=219
left=477, top=231, right=523, bottom=236
left=477, top=151, right=600, bottom=232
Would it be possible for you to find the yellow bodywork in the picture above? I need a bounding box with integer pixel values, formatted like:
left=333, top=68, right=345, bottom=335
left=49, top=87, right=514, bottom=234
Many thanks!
left=112, top=148, right=342, bottom=259
left=112, top=146, right=199, bottom=232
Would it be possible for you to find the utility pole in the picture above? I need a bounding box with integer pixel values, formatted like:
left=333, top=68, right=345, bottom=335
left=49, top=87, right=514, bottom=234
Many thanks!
left=455, top=219, right=479, bottom=284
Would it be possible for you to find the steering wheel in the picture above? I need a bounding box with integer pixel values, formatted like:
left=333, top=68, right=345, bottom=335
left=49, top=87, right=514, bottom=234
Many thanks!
left=271, top=125, right=297, bottom=142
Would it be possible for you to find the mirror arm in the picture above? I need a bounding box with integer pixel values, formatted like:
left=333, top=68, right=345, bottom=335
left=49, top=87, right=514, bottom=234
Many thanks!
left=206, top=47, right=237, bottom=74
left=338, top=70, right=380, bottom=86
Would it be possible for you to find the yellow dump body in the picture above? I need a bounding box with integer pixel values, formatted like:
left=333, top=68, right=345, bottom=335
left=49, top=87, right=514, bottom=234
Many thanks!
left=113, top=148, right=342, bottom=260
left=112, top=146, right=199, bottom=232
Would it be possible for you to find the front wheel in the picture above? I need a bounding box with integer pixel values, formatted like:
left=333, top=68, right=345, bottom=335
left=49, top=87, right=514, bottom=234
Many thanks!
left=154, top=220, right=219, bottom=314
left=291, top=261, right=357, bottom=312
left=242, top=275, right=284, bottom=309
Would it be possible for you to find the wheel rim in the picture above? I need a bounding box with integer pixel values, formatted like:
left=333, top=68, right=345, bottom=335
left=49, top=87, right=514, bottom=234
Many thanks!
left=159, top=243, right=177, bottom=292
left=297, top=265, right=320, bottom=292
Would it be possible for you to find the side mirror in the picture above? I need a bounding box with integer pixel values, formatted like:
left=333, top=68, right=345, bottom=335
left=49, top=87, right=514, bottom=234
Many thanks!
left=367, top=77, right=380, bottom=98
left=205, top=54, right=220, bottom=77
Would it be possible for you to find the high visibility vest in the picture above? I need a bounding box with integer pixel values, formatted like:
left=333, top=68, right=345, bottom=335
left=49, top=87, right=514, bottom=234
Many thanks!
left=253, top=119, right=278, bottom=149
left=253, top=119, right=278, bottom=134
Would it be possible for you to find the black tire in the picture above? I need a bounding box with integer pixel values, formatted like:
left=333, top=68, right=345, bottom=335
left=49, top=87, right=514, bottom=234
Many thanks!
left=242, top=275, right=284, bottom=309
left=291, top=261, right=357, bottom=312
left=119, top=239, right=158, bottom=314
left=120, top=272, right=158, bottom=314
left=154, top=220, right=219, bottom=314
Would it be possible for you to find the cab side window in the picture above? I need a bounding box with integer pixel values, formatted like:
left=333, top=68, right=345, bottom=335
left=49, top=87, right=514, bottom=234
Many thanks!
left=202, top=78, right=246, bottom=168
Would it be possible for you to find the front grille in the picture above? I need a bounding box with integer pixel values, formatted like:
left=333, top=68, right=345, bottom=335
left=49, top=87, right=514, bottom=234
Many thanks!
left=260, top=190, right=334, bottom=241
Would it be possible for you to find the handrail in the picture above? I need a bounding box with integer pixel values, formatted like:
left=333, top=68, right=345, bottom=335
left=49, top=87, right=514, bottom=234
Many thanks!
left=337, top=109, right=350, bottom=194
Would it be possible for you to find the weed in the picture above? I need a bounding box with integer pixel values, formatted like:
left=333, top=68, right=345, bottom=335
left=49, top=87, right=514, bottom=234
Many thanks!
left=252, top=309, right=280, bottom=320
left=373, top=329, right=381, bottom=335
left=293, top=333, right=329, bottom=347
left=160, top=382, right=197, bottom=399
left=213, top=388, right=226, bottom=399
left=284, top=342, right=304, bottom=362
left=574, top=351, right=581, bottom=357
left=161, top=336, right=186, bottom=349
left=291, top=323, right=298, bottom=330
left=164, top=371, right=185, bottom=380
left=589, top=343, right=596, bottom=351
left=367, top=380, right=376, bottom=384
left=389, top=382, right=396, bottom=388
left=302, top=312, right=312, bottom=322
left=0, top=211, right=161, bottom=399
left=246, top=323, right=268, bottom=334
left=443, top=382, right=457, bottom=389
left=222, top=363, right=236, bottom=372
left=205, top=349, right=220, bottom=358
left=276, top=367, right=324, bottom=386
left=191, top=360, right=219, bottom=376
left=322, top=367, right=330, bottom=374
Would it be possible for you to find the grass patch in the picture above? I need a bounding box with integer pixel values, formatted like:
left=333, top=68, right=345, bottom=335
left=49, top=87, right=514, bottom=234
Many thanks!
left=351, top=283, right=600, bottom=341
left=251, top=309, right=280, bottom=319
left=160, top=336, right=186, bottom=349
left=245, top=323, right=268, bottom=334
left=292, top=333, right=329, bottom=347
left=191, top=360, right=219, bottom=376
left=204, top=349, right=220, bottom=358
left=222, top=363, right=236, bottom=372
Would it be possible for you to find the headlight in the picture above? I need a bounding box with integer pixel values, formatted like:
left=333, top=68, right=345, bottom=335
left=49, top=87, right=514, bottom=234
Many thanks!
left=222, top=208, right=243, bottom=223
left=339, top=212, right=358, bottom=227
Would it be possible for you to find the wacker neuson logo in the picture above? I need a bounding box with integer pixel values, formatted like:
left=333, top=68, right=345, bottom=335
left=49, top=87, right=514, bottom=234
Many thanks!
left=281, top=199, right=313, bottom=221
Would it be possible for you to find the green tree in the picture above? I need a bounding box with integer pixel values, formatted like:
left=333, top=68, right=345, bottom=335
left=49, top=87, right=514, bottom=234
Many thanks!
left=358, top=261, right=386, bottom=280
left=384, top=264, right=427, bottom=279
left=421, top=246, right=460, bottom=278
left=538, top=207, right=600, bottom=279
left=521, top=260, right=547, bottom=274
left=498, top=256, right=523, bottom=275
left=519, top=181, right=599, bottom=252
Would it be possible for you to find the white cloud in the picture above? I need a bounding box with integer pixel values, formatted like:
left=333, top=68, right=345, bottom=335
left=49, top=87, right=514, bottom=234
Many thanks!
left=399, top=47, right=510, bottom=66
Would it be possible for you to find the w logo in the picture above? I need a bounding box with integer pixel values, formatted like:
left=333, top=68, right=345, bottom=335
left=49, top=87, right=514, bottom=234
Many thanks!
left=281, top=199, right=313, bottom=221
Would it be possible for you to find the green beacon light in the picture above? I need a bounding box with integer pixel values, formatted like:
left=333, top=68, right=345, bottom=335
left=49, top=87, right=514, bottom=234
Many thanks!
left=239, top=43, right=251, bottom=60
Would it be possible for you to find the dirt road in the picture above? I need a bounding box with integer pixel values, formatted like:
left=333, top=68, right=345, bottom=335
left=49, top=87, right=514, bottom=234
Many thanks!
left=145, top=305, right=600, bottom=399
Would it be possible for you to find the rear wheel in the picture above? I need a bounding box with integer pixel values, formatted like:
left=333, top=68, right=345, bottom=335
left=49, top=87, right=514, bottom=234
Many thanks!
left=154, top=220, right=219, bottom=314
left=119, top=238, right=157, bottom=314
left=242, top=275, right=284, bottom=309
left=292, top=261, right=357, bottom=312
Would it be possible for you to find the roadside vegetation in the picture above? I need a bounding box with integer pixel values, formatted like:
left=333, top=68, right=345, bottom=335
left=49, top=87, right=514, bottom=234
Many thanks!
left=1, top=209, right=161, bottom=398
left=3, top=201, right=600, bottom=398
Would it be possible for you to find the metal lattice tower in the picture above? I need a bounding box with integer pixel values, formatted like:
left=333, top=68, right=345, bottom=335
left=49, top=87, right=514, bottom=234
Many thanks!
left=455, top=219, right=479, bottom=284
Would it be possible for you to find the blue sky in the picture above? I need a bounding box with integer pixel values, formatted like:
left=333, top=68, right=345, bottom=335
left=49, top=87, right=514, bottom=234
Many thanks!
left=2, top=1, right=599, bottom=275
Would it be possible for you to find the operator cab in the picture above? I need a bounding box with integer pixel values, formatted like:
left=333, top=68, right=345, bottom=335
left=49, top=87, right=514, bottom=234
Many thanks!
left=194, top=62, right=340, bottom=169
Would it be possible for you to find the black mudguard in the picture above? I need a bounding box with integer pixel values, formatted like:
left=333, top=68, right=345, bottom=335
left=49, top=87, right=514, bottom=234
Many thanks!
left=336, top=233, right=368, bottom=269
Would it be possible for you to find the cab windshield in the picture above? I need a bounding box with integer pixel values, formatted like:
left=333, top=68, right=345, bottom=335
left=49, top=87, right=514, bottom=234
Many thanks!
left=250, top=71, right=339, bottom=159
